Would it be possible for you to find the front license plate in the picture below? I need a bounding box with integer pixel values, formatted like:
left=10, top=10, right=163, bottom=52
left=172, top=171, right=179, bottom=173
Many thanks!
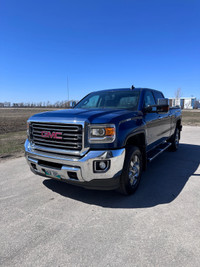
left=43, top=169, right=62, bottom=179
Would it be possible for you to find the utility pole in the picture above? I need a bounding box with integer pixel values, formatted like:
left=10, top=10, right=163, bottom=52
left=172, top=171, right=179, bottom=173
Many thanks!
left=67, top=76, right=69, bottom=103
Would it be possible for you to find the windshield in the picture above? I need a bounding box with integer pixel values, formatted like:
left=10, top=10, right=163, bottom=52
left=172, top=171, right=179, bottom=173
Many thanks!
left=75, top=90, right=140, bottom=110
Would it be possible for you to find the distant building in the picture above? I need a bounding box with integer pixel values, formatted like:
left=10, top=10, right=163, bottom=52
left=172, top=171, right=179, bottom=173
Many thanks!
left=194, top=100, right=200, bottom=109
left=4, top=102, right=11, bottom=107
left=169, top=97, right=197, bottom=109
left=0, top=102, right=11, bottom=107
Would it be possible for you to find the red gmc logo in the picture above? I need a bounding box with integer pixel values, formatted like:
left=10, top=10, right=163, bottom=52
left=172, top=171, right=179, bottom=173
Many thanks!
left=41, top=131, right=63, bottom=140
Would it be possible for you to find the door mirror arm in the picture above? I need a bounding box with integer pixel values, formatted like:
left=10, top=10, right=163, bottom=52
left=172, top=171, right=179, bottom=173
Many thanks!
left=143, top=105, right=157, bottom=113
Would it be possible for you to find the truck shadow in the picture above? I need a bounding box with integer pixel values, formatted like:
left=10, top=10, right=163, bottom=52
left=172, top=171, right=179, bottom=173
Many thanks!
left=43, top=143, right=200, bottom=209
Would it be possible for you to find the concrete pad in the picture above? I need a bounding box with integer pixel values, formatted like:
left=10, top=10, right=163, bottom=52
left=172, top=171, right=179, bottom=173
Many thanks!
left=0, top=126, right=200, bottom=266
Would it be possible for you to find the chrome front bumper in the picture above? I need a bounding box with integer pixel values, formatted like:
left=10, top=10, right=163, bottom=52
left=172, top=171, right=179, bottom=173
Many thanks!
left=25, top=139, right=125, bottom=189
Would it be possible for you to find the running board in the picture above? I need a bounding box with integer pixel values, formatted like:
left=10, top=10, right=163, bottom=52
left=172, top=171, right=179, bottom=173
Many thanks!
left=147, top=142, right=171, bottom=162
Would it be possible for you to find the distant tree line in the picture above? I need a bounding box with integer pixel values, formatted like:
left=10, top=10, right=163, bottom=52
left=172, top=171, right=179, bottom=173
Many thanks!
left=0, top=100, right=78, bottom=108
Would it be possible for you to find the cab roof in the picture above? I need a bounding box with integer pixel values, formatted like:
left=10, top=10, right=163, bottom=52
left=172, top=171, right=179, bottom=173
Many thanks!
left=93, top=88, right=161, bottom=93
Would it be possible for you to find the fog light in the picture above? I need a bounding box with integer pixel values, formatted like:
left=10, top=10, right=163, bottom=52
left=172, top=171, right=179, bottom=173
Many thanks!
left=94, top=160, right=110, bottom=173
left=99, top=161, right=106, bottom=170
left=67, top=172, right=78, bottom=180
left=31, top=163, right=37, bottom=170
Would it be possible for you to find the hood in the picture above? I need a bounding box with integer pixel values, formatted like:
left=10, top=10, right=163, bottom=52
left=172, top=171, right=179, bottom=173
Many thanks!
left=28, top=108, right=141, bottom=124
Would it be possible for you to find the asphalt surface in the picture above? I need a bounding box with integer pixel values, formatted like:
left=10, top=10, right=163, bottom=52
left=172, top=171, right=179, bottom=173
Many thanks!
left=0, top=126, right=200, bottom=267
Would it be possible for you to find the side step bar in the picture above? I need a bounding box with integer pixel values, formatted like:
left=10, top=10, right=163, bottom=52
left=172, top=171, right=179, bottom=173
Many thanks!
left=147, top=142, right=171, bottom=162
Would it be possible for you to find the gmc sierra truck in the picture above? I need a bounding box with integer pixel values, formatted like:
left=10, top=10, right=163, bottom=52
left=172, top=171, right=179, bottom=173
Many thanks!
left=25, top=87, right=182, bottom=195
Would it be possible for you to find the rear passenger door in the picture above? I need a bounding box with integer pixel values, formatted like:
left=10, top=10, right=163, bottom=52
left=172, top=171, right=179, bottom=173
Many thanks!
left=153, top=91, right=171, bottom=141
left=143, top=91, right=159, bottom=149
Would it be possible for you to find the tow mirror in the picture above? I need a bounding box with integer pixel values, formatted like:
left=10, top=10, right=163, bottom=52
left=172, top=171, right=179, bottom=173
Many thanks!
left=157, top=98, right=169, bottom=113
left=157, top=98, right=169, bottom=106
left=144, top=98, right=169, bottom=113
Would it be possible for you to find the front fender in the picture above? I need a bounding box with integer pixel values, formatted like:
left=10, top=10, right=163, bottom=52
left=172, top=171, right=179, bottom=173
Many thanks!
left=117, top=118, right=146, bottom=147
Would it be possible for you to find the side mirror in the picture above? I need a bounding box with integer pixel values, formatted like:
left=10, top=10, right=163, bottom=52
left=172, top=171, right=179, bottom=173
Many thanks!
left=157, top=98, right=169, bottom=113
left=157, top=98, right=169, bottom=106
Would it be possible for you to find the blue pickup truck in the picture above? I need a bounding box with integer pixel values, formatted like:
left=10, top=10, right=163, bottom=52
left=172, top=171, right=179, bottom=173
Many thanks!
left=25, top=87, right=182, bottom=195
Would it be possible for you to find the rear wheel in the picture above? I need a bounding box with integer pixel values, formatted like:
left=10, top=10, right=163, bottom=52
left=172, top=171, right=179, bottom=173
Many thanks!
left=169, top=127, right=180, bottom=151
left=119, top=146, right=142, bottom=195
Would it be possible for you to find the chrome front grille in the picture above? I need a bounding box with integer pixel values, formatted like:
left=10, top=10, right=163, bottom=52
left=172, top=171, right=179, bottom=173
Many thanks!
left=30, top=122, right=83, bottom=151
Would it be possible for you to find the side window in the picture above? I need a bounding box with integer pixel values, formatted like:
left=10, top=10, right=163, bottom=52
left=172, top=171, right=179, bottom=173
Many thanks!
left=81, top=95, right=99, bottom=108
left=153, top=91, right=164, bottom=104
left=144, top=91, right=156, bottom=108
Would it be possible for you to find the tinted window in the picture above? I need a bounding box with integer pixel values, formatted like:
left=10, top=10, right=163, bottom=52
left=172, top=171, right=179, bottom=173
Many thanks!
left=144, top=91, right=156, bottom=107
left=153, top=91, right=164, bottom=103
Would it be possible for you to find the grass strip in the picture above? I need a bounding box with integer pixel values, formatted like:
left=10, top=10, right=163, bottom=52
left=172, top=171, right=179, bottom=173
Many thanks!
left=0, top=131, right=26, bottom=158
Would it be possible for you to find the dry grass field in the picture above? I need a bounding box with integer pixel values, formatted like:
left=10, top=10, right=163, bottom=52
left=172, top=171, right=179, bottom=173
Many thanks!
left=0, top=108, right=200, bottom=160
left=0, top=108, right=59, bottom=159
left=182, top=110, right=200, bottom=126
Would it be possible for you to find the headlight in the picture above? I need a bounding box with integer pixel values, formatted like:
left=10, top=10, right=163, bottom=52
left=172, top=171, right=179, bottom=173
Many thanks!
left=27, top=121, right=30, bottom=137
left=88, top=124, right=116, bottom=143
left=27, top=121, right=32, bottom=139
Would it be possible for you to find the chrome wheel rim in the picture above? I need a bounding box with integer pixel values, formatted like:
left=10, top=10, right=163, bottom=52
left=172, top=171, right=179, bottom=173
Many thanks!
left=129, top=155, right=140, bottom=187
left=175, top=130, right=179, bottom=147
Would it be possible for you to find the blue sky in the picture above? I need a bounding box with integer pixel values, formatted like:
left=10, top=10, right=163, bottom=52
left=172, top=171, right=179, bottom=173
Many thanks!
left=0, top=0, right=200, bottom=103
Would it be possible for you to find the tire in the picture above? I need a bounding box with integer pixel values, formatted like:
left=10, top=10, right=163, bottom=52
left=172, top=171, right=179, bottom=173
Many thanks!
left=169, top=127, right=180, bottom=152
left=119, top=146, right=142, bottom=195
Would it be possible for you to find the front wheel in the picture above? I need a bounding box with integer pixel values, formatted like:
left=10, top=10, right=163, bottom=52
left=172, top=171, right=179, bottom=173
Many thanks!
left=119, top=146, right=142, bottom=195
